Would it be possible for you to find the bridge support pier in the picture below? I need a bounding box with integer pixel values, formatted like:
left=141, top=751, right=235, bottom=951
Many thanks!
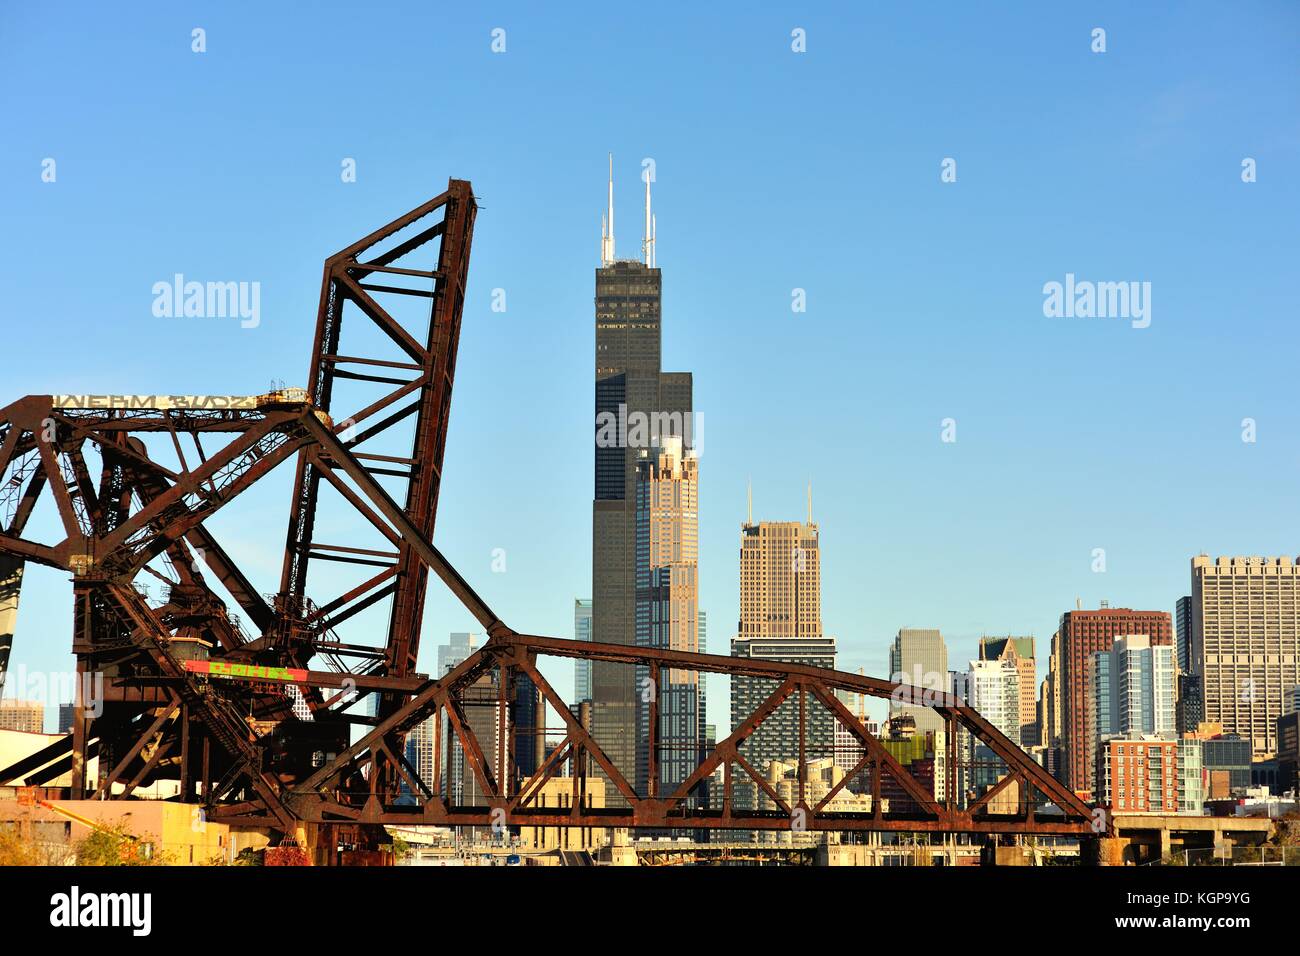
left=1078, top=835, right=1120, bottom=865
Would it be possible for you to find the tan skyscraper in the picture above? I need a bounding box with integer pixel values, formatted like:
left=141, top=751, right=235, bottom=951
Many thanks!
left=638, top=436, right=699, bottom=657
left=1193, top=555, right=1300, bottom=757
left=731, top=491, right=836, bottom=810
left=1039, top=631, right=1062, bottom=749
left=737, top=516, right=822, bottom=639
left=1037, top=631, right=1064, bottom=782
left=635, top=436, right=701, bottom=796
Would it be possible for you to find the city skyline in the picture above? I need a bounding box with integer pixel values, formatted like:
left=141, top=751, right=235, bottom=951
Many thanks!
left=6, top=2, right=1300, bottom=925
left=2, top=3, right=1297, bottom=733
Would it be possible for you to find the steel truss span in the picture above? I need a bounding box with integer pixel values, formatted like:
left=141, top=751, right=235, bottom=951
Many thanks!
left=0, top=180, right=1095, bottom=845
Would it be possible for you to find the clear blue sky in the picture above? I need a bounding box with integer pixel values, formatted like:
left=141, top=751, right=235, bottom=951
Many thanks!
left=2, top=2, right=1297, bottom=729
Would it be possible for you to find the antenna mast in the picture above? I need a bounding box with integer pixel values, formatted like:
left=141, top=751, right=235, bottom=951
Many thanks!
left=643, top=170, right=655, bottom=267
left=601, top=153, right=615, bottom=265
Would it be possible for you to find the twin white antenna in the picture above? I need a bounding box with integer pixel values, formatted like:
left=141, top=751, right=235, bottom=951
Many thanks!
left=743, top=479, right=814, bottom=525
left=600, top=153, right=656, bottom=268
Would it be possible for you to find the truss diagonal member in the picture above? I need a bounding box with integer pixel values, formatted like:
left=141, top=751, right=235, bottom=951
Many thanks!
left=444, top=687, right=500, bottom=801
left=809, top=683, right=943, bottom=817
left=94, top=410, right=317, bottom=578
left=510, top=735, right=572, bottom=812
left=944, top=705, right=1092, bottom=819
left=731, top=747, right=792, bottom=816
left=15, top=740, right=102, bottom=787
left=0, top=731, right=74, bottom=784
left=121, top=737, right=176, bottom=798
left=328, top=188, right=455, bottom=267
left=34, top=435, right=83, bottom=541
left=376, top=736, right=431, bottom=804
left=302, top=414, right=504, bottom=635
left=512, top=652, right=640, bottom=806
left=814, top=750, right=872, bottom=814
left=667, top=676, right=799, bottom=805
left=310, top=454, right=403, bottom=547
left=7, top=464, right=48, bottom=542
left=0, top=535, right=60, bottom=569
left=91, top=697, right=180, bottom=800
left=64, top=444, right=103, bottom=533
left=966, top=767, right=1023, bottom=817
left=292, top=646, right=495, bottom=795
left=392, top=741, right=434, bottom=803
left=130, top=463, right=274, bottom=632
left=103, top=583, right=296, bottom=830
left=0, top=418, right=21, bottom=475
left=305, top=565, right=398, bottom=626
left=335, top=273, right=427, bottom=364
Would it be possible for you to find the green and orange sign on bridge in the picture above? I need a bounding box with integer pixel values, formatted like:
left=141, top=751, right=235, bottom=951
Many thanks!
left=184, top=660, right=309, bottom=684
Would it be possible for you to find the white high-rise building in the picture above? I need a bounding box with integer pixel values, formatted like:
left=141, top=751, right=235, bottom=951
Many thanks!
left=1111, top=635, right=1176, bottom=738
left=968, top=657, right=1022, bottom=744
left=963, top=657, right=1022, bottom=798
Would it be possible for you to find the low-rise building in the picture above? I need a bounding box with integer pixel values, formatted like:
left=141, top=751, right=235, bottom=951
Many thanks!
left=1201, top=734, right=1253, bottom=798
left=516, top=777, right=609, bottom=852
left=755, top=757, right=873, bottom=844
left=1095, top=736, right=1181, bottom=814
left=1177, top=737, right=1205, bottom=815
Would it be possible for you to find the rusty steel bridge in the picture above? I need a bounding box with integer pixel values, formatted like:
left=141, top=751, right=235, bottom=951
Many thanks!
left=0, top=181, right=1097, bottom=851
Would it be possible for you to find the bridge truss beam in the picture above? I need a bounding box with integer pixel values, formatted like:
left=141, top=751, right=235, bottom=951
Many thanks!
left=0, top=181, right=1096, bottom=842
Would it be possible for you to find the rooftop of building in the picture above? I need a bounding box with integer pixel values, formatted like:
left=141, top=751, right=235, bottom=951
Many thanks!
left=597, top=258, right=659, bottom=271
left=1192, top=554, right=1299, bottom=567
left=741, top=520, right=818, bottom=533
left=979, top=636, right=1035, bottom=660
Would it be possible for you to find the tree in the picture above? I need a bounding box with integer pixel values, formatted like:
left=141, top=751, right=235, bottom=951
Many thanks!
left=74, top=822, right=172, bottom=866
left=1271, top=812, right=1300, bottom=847
left=390, top=835, right=412, bottom=862
left=0, top=816, right=68, bottom=866
left=232, top=847, right=264, bottom=866
left=264, top=844, right=311, bottom=866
